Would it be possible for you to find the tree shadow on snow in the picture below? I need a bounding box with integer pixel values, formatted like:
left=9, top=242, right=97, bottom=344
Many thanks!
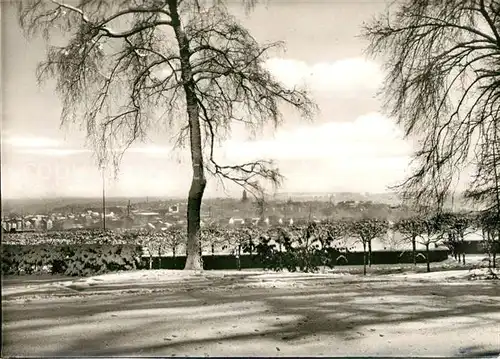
left=2, top=272, right=499, bottom=357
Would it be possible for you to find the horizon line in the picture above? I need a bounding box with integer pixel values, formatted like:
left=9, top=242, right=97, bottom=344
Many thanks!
left=1, top=190, right=403, bottom=201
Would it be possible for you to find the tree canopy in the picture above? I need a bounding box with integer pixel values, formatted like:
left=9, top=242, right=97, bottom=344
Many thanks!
left=19, top=0, right=316, bottom=196
left=18, top=0, right=317, bottom=269
left=363, top=0, right=500, bottom=211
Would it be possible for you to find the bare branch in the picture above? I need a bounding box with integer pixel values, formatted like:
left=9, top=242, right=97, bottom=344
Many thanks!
left=364, top=0, right=500, bottom=210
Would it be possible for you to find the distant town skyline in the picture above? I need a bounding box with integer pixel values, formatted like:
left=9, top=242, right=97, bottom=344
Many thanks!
left=1, top=1, right=469, bottom=199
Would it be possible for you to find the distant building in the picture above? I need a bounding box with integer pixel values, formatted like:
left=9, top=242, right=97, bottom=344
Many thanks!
left=2, top=221, right=10, bottom=232
left=136, top=212, right=160, bottom=217
left=107, top=206, right=126, bottom=215
left=42, top=219, right=53, bottom=231
left=229, top=217, right=245, bottom=226
left=32, top=217, right=42, bottom=229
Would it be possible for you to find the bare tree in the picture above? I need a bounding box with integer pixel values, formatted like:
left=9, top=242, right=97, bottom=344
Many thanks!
left=394, top=215, right=427, bottom=266
left=200, top=221, right=224, bottom=256
left=477, top=210, right=500, bottom=269
left=465, top=119, right=500, bottom=212
left=18, top=0, right=317, bottom=270
left=420, top=214, right=447, bottom=272
left=349, top=218, right=389, bottom=275
left=466, top=119, right=500, bottom=269
left=362, top=0, right=500, bottom=210
left=437, top=211, right=473, bottom=264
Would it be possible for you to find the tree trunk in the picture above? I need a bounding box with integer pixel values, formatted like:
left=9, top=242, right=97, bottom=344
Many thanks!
left=459, top=233, right=466, bottom=265
left=368, top=240, right=372, bottom=267
left=412, top=237, right=417, bottom=266
left=169, top=0, right=205, bottom=271
left=237, top=244, right=241, bottom=271
left=173, top=247, right=177, bottom=269
left=425, top=244, right=430, bottom=272
left=211, top=243, right=215, bottom=256
left=452, top=239, right=456, bottom=260
left=493, top=230, right=497, bottom=269
left=362, top=241, right=367, bottom=276
left=185, top=179, right=206, bottom=270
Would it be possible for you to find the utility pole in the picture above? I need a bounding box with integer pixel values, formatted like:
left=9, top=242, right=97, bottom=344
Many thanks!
left=127, top=199, right=131, bottom=217
left=102, top=167, right=106, bottom=231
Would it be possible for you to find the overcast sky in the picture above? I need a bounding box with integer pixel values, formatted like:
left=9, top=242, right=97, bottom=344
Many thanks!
left=1, top=0, right=420, bottom=199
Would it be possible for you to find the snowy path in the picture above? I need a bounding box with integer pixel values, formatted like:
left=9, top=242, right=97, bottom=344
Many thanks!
left=2, top=269, right=500, bottom=357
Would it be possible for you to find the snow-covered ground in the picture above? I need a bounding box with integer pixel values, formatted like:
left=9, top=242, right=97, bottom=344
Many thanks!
left=2, top=267, right=499, bottom=357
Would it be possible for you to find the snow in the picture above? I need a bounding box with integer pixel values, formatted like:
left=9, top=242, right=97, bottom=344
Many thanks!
left=389, top=268, right=499, bottom=281
left=2, top=268, right=499, bottom=357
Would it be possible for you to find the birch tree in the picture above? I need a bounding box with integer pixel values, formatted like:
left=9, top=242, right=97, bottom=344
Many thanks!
left=18, top=0, right=317, bottom=270
left=363, top=0, right=500, bottom=210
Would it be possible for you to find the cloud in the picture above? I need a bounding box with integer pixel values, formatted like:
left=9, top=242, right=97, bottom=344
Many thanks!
left=15, top=146, right=173, bottom=158
left=5, top=137, right=173, bottom=158
left=265, top=57, right=384, bottom=95
left=15, top=148, right=90, bottom=157
left=126, top=145, right=171, bottom=155
left=4, top=136, right=61, bottom=148
left=223, top=112, right=411, bottom=162
left=218, top=112, right=414, bottom=192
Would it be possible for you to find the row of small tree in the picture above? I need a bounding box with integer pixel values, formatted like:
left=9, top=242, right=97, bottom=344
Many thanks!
left=395, top=211, right=500, bottom=272
left=140, top=211, right=500, bottom=273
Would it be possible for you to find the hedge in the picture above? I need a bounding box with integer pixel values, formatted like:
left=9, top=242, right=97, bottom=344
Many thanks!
left=2, top=244, right=143, bottom=276
left=142, top=249, right=449, bottom=270
left=2, top=245, right=449, bottom=275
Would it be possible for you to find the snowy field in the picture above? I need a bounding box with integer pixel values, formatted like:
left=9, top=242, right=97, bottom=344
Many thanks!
left=2, top=263, right=499, bottom=357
